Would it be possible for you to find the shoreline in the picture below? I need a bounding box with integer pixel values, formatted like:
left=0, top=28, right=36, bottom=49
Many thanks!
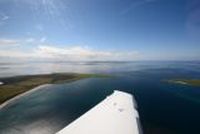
left=167, top=79, right=200, bottom=87
left=0, top=84, right=52, bottom=110
left=0, top=82, right=3, bottom=85
left=174, top=81, right=187, bottom=85
left=0, top=73, right=111, bottom=110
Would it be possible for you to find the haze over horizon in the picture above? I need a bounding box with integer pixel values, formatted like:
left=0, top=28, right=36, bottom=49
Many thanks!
left=0, top=0, right=200, bottom=61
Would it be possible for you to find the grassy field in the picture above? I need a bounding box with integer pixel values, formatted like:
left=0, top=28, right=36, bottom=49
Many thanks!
left=0, top=73, right=110, bottom=104
left=167, top=79, right=200, bottom=87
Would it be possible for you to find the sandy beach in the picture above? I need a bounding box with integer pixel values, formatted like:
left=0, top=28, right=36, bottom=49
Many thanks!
left=0, top=84, right=52, bottom=110
left=0, top=82, right=3, bottom=85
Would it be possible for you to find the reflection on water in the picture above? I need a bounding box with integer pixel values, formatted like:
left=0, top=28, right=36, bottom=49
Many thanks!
left=0, top=61, right=200, bottom=134
left=0, top=79, right=112, bottom=134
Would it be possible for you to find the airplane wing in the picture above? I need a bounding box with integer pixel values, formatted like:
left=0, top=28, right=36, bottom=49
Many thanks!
left=56, top=90, right=142, bottom=134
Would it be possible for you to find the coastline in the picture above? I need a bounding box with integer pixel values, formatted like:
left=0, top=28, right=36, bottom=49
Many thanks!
left=0, top=73, right=111, bottom=110
left=0, top=84, right=52, bottom=110
left=0, top=82, right=3, bottom=85
left=167, top=79, right=200, bottom=87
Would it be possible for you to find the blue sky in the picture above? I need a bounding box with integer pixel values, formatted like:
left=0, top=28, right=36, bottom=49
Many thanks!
left=0, top=0, right=199, bottom=61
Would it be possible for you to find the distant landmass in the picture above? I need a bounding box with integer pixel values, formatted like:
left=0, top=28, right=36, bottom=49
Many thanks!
left=167, top=79, right=200, bottom=87
left=0, top=73, right=110, bottom=105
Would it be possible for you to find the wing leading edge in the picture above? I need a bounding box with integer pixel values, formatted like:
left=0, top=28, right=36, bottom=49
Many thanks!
left=56, top=90, right=141, bottom=134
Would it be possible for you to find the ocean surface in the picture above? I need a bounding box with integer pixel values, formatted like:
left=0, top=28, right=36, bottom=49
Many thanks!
left=0, top=61, right=200, bottom=134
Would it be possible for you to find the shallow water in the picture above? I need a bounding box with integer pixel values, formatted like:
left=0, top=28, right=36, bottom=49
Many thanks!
left=0, top=61, right=200, bottom=134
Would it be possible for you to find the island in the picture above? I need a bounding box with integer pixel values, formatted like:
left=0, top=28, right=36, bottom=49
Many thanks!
left=0, top=73, right=110, bottom=105
left=167, top=79, right=200, bottom=87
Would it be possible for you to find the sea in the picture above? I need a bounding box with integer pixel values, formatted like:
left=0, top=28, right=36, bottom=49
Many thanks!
left=0, top=61, right=200, bottom=134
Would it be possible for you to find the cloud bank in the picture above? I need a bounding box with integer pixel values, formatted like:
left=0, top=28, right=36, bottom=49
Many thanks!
left=0, top=45, right=140, bottom=61
left=0, top=39, right=19, bottom=46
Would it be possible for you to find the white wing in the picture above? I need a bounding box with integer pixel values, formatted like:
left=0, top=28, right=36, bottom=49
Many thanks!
left=56, top=90, right=141, bottom=134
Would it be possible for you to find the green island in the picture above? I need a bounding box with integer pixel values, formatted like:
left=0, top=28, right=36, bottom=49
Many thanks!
left=167, top=79, right=200, bottom=87
left=0, top=73, right=110, bottom=104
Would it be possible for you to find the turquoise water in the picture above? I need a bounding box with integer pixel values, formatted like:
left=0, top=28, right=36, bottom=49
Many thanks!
left=0, top=61, right=200, bottom=134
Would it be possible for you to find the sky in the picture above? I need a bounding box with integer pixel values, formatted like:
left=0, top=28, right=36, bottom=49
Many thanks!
left=0, top=0, right=199, bottom=61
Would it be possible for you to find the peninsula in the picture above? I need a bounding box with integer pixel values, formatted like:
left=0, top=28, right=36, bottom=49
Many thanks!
left=0, top=73, right=110, bottom=105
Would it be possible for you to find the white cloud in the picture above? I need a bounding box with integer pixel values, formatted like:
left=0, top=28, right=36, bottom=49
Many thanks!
left=0, top=50, right=32, bottom=58
left=120, top=0, right=157, bottom=15
left=0, top=38, right=36, bottom=46
left=0, top=12, right=9, bottom=25
left=0, top=37, right=47, bottom=46
left=1, top=15, right=9, bottom=21
left=35, top=24, right=44, bottom=31
left=25, top=38, right=35, bottom=43
left=0, top=45, right=140, bottom=61
left=34, top=45, right=140, bottom=61
left=0, top=39, right=19, bottom=46
left=40, top=37, right=46, bottom=43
